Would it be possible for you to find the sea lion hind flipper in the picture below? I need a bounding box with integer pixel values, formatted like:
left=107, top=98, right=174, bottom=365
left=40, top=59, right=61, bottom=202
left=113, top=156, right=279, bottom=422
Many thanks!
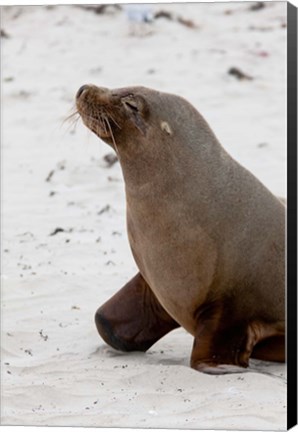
left=95, top=272, right=180, bottom=352
left=251, top=333, right=285, bottom=362
left=190, top=300, right=285, bottom=374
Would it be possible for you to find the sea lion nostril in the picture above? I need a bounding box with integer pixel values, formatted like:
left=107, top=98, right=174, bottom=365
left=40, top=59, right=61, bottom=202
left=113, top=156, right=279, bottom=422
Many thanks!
left=76, top=85, right=89, bottom=99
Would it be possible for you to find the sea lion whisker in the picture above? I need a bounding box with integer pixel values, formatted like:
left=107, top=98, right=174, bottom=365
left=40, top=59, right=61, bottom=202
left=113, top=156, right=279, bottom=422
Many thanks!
left=100, top=116, right=108, bottom=135
left=94, top=121, right=101, bottom=137
left=103, top=115, right=119, bottom=154
left=105, top=110, right=122, bottom=129
left=61, top=111, right=80, bottom=135
left=62, top=109, right=80, bottom=128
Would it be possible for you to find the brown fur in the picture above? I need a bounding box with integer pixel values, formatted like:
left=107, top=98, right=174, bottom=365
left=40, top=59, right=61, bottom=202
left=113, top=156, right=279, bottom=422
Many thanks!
left=76, top=84, right=285, bottom=373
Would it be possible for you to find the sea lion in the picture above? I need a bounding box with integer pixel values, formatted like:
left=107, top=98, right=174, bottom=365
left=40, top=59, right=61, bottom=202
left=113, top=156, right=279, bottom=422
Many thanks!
left=76, top=84, right=285, bottom=374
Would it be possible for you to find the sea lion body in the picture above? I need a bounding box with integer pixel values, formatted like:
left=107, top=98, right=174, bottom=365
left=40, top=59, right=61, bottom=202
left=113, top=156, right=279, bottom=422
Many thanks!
left=76, top=85, right=285, bottom=373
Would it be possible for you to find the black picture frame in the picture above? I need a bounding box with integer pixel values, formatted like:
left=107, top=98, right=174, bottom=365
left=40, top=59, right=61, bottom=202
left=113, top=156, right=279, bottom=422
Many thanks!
left=287, top=1, right=298, bottom=430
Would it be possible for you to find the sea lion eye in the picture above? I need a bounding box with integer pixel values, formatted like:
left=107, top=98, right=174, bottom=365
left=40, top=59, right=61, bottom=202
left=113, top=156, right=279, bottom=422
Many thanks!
left=122, top=97, right=139, bottom=112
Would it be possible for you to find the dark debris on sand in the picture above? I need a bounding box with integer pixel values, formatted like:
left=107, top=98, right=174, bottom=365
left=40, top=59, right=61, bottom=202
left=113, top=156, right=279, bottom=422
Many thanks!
left=76, top=4, right=122, bottom=15
left=249, top=2, right=266, bottom=11
left=154, top=10, right=198, bottom=29
left=49, top=227, right=65, bottom=236
left=1, top=29, right=10, bottom=38
left=228, top=67, right=253, bottom=81
left=103, top=153, right=118, bottom=167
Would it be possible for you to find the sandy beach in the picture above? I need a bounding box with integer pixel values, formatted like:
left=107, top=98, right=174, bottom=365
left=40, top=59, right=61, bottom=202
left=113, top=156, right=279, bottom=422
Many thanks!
left=1, top=2, right=287, bottom=430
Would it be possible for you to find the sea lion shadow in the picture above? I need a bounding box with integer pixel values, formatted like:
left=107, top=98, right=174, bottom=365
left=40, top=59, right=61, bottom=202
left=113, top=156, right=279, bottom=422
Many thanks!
left=91, top=344, right=130, bottom=358
left=91, top=344, right=189, bottom=367
left=248, top=359, right=286, bottom=380
left=91, top=345, right=286, bottom=379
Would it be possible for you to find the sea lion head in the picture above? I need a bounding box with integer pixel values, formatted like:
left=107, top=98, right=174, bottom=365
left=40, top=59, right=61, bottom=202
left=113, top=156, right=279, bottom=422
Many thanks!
left=75, top=84, right=200, bottom=158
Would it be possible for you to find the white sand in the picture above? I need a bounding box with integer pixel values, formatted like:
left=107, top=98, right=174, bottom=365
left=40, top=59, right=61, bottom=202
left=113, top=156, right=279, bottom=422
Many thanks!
left=1, top=2, right=287, bottom=430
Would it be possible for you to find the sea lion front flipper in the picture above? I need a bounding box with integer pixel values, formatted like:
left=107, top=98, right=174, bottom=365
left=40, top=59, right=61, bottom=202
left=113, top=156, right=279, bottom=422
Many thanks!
left=190, top=300, right=248, bottom=374
left=190, top=300, right=285, bottom=374
left=95, top=272, right=180, bottom=352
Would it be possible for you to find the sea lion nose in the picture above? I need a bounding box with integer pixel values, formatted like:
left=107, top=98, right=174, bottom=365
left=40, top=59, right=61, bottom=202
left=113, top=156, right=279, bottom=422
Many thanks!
left=76, top=84, right=89, bottom=99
